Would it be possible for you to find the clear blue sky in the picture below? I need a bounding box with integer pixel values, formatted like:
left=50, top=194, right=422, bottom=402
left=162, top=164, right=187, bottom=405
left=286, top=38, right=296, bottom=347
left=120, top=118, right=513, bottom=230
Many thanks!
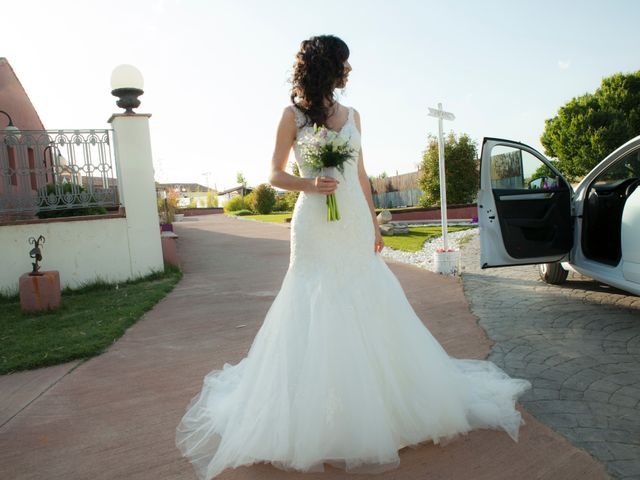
left=2, top=0, right=639, bottom=191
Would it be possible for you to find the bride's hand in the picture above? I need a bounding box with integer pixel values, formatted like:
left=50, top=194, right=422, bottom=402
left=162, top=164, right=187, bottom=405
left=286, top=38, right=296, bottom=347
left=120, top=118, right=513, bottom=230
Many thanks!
left=374, top=229, right=384, bottom=253
left=309, top=176, right=339, bottom=195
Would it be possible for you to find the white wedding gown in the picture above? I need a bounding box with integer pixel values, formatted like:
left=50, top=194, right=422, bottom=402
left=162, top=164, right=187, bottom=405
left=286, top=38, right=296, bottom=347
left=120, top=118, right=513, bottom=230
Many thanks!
left=175, top=105, right=532, bottom=479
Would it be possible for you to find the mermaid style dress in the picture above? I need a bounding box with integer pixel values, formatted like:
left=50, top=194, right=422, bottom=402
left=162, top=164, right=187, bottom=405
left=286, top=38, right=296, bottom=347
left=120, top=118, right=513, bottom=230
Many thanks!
left=175, top=105, right=532, bottom=479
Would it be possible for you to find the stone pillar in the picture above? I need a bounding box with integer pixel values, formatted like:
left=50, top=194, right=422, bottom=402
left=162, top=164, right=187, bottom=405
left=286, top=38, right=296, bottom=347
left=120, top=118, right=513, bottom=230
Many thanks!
left=108, top=113, right=164, bottom=277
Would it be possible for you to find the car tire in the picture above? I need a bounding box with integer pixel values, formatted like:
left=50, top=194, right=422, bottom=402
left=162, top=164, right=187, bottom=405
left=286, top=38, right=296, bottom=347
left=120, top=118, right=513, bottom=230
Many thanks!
left=539, top=262, right=569, bottom=284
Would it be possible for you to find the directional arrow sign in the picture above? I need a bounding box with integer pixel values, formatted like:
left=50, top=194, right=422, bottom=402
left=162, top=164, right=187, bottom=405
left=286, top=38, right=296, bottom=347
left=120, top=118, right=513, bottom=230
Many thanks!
left=428, top=107, right=455, bottom=121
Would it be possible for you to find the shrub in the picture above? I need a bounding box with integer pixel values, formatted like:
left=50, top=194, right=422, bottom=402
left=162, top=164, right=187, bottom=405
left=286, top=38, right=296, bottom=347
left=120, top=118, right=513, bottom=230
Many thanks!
left=224, top=194, right=248, bottom=213
left=252, top=183, right=277, bottom=214
left=157, top=188, right=179, bottom=223
left=206, top=190, right=218, bottom=207
left=36, top=183, right=107, bottom=219
left=243, top=191, right=256, bottom=212
left=232, top=209, right=254, bottom=216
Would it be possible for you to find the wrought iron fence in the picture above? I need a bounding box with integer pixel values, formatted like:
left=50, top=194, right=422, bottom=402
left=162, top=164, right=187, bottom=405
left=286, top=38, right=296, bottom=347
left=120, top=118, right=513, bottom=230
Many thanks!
left=0, top=129, right=119, bottom=219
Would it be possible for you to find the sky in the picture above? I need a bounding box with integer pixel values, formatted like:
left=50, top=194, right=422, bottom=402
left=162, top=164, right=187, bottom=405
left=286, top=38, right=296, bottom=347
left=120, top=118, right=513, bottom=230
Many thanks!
left=2, top=0, right=639, bottom=192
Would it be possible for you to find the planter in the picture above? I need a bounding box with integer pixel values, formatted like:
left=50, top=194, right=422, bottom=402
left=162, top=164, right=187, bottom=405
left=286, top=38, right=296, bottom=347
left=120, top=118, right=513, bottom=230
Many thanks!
left=433, top=250, right=460, bottom=275
left=19, top=271, right=61, bottom=313
left=160, top=223, right=174, bottom=232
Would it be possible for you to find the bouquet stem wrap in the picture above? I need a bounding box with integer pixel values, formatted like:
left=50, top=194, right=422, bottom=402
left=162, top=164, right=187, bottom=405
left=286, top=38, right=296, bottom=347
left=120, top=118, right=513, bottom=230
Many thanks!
left=322, top=166, right=340, bottom=221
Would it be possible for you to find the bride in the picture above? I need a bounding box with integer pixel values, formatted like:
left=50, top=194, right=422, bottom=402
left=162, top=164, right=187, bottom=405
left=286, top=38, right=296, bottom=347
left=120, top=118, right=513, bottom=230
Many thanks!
left=175, top=35, right=532, bottom=480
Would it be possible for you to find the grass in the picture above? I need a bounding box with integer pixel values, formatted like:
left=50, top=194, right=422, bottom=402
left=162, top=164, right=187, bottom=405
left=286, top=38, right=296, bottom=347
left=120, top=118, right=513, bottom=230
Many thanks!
left=0, top=265, right=183, bottom=375
left=382, top=225, right=475, bottom=252
left=229, top=212, right=292, bottom=223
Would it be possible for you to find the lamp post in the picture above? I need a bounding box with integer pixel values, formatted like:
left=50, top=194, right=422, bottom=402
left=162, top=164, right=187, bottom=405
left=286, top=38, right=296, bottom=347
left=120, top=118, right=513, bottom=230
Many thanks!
left=110, top=65, right=144, bottom=114
left=0, top=110, right=20, bottom=141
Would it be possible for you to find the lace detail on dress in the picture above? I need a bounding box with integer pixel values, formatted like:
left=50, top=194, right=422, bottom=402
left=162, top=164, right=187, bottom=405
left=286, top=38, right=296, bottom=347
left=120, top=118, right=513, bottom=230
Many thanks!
left=291, top=105, right=308, bottom=129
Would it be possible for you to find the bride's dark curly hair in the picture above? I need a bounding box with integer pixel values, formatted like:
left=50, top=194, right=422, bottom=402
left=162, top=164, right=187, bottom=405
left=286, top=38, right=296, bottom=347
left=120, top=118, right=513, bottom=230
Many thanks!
left=290, top=35, right=350, bottom=127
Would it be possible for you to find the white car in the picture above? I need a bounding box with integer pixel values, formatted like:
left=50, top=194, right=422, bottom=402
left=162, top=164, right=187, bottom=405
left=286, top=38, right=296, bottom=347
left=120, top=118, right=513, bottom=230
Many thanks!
left=478, top=135, right=640, bottom=296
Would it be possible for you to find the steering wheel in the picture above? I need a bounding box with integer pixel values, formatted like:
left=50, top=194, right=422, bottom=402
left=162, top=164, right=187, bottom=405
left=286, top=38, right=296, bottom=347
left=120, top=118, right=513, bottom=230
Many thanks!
left=625, top=178, right=640, bottom=197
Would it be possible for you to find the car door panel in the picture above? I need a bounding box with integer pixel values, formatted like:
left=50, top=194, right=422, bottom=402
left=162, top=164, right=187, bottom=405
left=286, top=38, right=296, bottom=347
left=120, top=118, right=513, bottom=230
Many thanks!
left=479, top=138, right=573, bottom=268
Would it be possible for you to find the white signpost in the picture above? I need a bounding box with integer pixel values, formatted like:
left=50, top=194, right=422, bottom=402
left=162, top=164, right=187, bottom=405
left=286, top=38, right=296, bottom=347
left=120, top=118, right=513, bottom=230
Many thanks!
left=428, top=103, right=458, bottom=274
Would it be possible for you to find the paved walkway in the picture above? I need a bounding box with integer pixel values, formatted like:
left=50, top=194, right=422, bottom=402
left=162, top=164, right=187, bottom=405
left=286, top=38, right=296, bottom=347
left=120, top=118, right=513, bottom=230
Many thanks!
left=460, top=232, right=640, bottom=480
left=0, top=215, right=607, bottom=479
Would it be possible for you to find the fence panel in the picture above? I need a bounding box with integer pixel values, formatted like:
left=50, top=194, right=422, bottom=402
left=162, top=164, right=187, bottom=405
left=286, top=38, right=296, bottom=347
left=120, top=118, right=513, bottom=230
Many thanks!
left=0, top=129, right=118, bottom=219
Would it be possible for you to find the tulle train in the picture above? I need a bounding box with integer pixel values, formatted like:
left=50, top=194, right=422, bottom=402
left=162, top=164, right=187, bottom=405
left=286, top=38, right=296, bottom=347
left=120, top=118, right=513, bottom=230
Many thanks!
left=175, top=255, right=531, bottom=479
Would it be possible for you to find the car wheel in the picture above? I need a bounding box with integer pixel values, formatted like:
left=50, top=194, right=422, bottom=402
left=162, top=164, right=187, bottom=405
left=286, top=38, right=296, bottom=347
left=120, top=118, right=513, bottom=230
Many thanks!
left=539, top=262, right=569, bottom=284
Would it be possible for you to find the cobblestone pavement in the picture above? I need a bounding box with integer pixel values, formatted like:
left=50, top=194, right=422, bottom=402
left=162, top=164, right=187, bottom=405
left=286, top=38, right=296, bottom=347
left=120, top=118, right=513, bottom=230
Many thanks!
left=459, top=230, right=640, bottom=480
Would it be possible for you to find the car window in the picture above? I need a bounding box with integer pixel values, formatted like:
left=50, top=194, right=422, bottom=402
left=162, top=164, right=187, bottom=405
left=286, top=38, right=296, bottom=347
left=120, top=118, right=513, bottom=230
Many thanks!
left=490, top=145, right=563, bottom=190
left=592, top=148, right=640, bottom=186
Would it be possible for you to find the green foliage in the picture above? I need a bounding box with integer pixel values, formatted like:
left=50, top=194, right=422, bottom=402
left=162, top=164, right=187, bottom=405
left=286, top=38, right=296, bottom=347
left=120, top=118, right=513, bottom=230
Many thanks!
left=252, top=183, right=277, bottom=214
left=231, top=209, right=254, bottom=216
left=541, top=70, right=640, bottom=180
left=417, top=133, right=478, bottom=207
left=243, top=191, right=256, bottom=211
left=223, top=194, right=251, bottom=213
left=206, top=190, right=218, bottom=207
left=273, top=194, right=290, bottom=212
left=36, top=183, right=108, bottom=219
left=289, top=160, right=300, bottom=177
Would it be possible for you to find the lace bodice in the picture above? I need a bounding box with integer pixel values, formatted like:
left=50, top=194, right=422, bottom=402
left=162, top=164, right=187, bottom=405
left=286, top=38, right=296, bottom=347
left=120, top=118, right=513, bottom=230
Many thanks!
left=291, top=105, right=361, bottom=179
left=287, top=104, right=374, bottom=270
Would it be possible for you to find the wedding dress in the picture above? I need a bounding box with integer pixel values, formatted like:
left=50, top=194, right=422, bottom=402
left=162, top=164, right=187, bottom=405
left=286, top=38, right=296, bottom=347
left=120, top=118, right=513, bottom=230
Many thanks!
left=175, top=105, right=532, bottom=479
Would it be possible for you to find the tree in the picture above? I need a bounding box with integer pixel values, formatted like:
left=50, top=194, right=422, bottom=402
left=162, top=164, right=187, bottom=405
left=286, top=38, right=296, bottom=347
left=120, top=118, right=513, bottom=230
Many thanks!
left=236, top=172, right=247, bottom=200
left=417, top=132, right=478, bottom=207
left=206, top=190, right=218, bottom=207
left=252, top=183, right=277, bottom=214
left=541, top=70, right=640, bottom=180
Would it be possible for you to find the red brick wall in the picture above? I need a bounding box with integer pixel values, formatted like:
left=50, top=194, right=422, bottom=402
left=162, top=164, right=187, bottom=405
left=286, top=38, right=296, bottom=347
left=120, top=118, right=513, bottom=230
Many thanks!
left=388, top=204, right=477, bottom=221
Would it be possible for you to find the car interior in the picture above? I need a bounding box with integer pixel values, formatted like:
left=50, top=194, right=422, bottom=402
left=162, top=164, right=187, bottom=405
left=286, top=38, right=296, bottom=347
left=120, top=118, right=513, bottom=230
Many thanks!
left=582, top=148, right=640, bottom=265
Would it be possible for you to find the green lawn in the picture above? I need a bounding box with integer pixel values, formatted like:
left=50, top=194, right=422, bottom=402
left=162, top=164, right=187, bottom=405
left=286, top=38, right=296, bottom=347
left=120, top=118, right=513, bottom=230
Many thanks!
left=230, top=212, right=292, bottom=223
left=382, top=226, right=474, bottom=252
left=0, top=266, right=182, bottom=375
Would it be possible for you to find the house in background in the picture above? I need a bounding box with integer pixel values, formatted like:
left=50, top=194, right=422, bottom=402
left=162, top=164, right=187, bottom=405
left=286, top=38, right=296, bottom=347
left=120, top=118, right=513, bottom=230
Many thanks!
left=156, top=182, right=216, bottom=208
left=217, top=184, right=251, bottom=206
left=0, top=57, right=49, bottom=219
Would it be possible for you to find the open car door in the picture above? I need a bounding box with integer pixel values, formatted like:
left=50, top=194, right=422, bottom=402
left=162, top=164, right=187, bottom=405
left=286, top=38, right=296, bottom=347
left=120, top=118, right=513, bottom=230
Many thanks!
left=478, top=138, right=573, bottom=268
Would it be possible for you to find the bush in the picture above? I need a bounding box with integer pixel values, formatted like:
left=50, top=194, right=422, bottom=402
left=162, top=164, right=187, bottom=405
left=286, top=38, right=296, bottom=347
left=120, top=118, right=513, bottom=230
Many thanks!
left=231, top=209, right=254, bottom=216
left=206, top=190, right=218, bottom=207
left=252, top=183, right=277, bottom=214
left=224, top=194, right=250, bottom=213
left=244, top=191, right=256, bottom=211
left=36, top=183, right=107, bottom=219
left=157, top=188, right=179, bottom=223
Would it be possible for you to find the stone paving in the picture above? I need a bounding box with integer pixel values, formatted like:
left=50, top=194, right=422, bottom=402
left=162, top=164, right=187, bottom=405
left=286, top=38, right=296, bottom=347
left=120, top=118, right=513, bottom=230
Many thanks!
left=459, top=230, right=640, bottom=480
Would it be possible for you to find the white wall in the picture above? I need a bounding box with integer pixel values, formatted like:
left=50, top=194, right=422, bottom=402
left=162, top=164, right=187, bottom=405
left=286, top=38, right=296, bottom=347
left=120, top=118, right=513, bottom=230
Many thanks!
left=0, top=113, right=165, bottom=296
left=0, top=217, right=139, bottom=295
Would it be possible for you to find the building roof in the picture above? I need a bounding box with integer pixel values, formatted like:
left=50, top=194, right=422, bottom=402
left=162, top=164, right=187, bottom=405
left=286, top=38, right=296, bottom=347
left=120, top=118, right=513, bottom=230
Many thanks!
left=0, top=58, right=46, bottom=130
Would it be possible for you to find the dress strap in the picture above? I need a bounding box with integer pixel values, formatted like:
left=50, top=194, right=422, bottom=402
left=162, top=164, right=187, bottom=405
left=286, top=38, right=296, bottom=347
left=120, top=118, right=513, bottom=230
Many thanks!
left=291, top=105, right=308, bottom=129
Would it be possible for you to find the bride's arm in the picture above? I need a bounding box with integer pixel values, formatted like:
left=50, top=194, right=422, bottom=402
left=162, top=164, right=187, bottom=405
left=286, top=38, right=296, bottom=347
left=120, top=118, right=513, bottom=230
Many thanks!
left=354, top=110, right=385, bottom=253
left=268, top=107, right=338, bottom=195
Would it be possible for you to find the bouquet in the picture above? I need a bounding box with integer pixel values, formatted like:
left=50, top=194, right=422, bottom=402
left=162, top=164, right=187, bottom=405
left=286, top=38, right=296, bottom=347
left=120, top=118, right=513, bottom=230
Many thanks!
left=297, top=125, right=356, bottom=221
